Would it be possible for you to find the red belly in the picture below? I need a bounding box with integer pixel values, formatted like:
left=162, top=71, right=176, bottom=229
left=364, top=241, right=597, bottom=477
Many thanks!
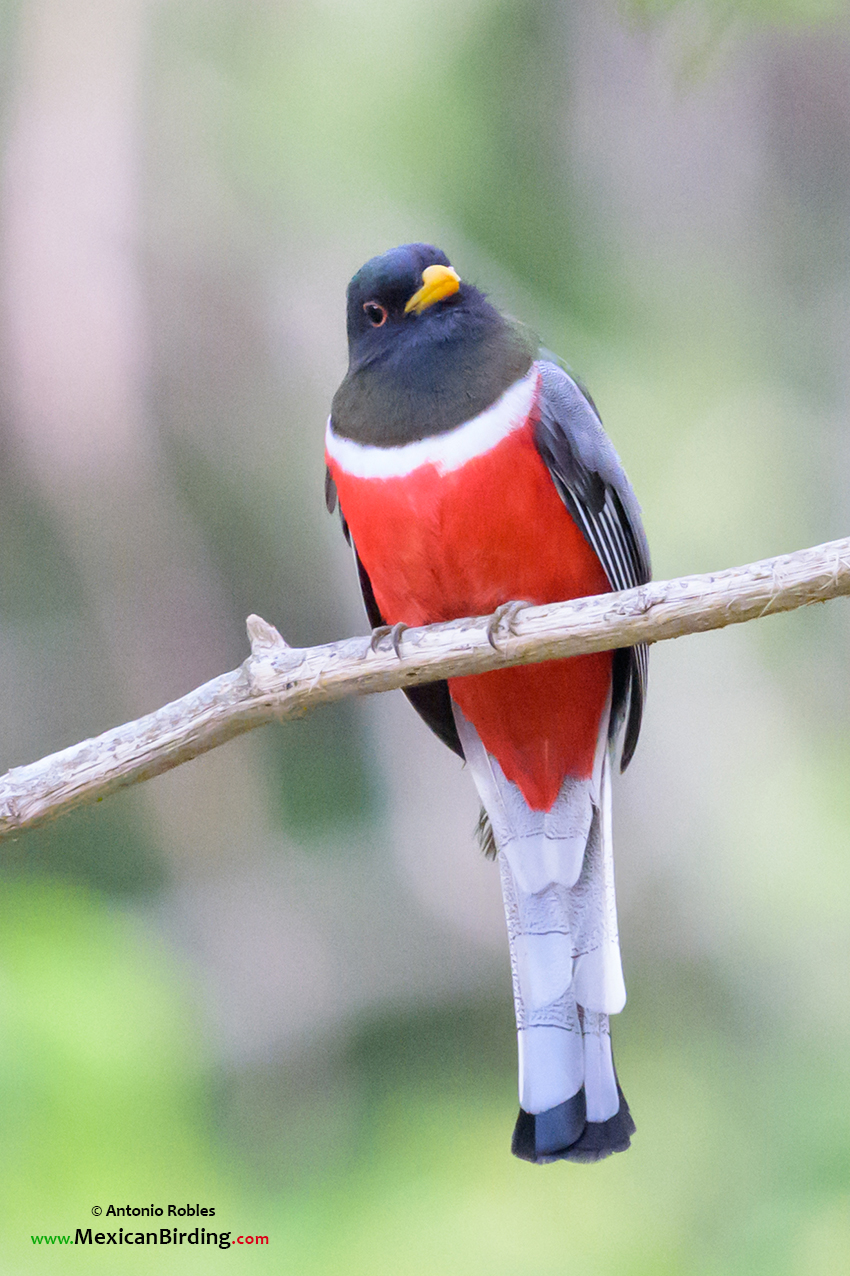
left=328, top=418, right=612, bottom=810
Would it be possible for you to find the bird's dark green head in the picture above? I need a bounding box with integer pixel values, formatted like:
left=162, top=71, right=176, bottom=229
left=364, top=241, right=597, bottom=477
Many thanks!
left=333, top=243, right=534, bottom=446
left=345, top=243, right=457, bottom=350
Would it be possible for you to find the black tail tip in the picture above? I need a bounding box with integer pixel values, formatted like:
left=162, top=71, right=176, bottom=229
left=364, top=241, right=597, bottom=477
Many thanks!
left=511, top=1085, right=635, bottom=1165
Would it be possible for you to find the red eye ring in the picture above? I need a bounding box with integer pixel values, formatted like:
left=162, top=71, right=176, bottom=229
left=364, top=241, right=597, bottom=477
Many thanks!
left=363, top=302, right=387, bottom=327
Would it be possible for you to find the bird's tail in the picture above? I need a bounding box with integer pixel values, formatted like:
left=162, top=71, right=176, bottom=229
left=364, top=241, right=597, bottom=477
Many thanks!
left=453, top=702, right=634, bottom=1164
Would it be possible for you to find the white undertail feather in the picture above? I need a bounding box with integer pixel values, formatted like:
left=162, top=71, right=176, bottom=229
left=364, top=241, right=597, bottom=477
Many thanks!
left=453, top=700, right=624, bottom=1122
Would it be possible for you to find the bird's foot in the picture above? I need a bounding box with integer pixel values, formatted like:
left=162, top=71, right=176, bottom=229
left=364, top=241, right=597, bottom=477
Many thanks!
left=369, top=621, right=409, bottom=658
left=486, top=600, right=529, bottom=653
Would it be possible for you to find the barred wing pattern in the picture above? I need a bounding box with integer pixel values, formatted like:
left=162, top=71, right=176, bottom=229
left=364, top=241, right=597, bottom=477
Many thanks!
left=534, top=361, right=651, bottom=769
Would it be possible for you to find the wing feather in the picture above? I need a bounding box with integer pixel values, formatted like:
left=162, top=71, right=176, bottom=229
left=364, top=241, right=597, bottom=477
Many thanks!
left=534, top=362, right=650, bottom=770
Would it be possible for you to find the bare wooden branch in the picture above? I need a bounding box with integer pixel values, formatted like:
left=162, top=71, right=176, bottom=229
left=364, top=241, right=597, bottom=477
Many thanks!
left=1, top=535, right=849, bottom=842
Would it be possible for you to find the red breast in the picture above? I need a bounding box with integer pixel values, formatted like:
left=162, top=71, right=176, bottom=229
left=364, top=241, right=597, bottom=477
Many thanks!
left=326, top=373, right=613, bottom=810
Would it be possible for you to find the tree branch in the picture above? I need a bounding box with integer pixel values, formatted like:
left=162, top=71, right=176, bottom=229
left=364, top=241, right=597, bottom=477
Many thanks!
left=2, top=535, right=849, bottom=842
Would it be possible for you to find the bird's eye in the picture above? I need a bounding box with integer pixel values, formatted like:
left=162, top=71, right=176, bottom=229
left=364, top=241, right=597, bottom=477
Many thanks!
left=363, top=302, right=387, bottom=327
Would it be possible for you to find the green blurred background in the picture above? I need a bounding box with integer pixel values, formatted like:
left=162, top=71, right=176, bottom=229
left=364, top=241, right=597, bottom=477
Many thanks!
left=1, top=0, right=849, bottom=1271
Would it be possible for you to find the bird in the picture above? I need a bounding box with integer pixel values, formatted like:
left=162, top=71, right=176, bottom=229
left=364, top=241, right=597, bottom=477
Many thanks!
left=324, top=243, right=650, bottom=1164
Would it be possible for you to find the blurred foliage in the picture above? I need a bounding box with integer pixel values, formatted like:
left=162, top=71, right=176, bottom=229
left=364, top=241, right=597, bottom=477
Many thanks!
left=274, top=968, right=850, bottom=1276
left=164, top=435, right=379, bottom=835
left=0, top=879, right=236, bottom=1273
left=0, top=474, right=85, bottom=625
left=377, top=0, right=621, bottom=324
left=621, top=0, right=847, bottom=26
left=10, top=953, right=844, bottom=1274
left=0, top=797, right=165, bottom=899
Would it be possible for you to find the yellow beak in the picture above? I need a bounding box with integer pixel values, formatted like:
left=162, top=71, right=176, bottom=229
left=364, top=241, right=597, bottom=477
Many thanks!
left=404, top=263, right=461, bottom=315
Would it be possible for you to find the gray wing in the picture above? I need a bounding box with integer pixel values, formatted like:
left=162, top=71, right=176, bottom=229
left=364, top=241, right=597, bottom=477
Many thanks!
left=534, top=360, right=651, bottom=770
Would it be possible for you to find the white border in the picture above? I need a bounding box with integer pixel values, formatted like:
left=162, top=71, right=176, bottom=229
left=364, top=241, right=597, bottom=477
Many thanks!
left=325, top=366, right=539, bottom=479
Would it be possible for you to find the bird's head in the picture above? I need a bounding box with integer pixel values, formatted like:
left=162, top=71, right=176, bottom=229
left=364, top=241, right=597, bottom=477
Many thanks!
left=333, top=243, right=533, bottom=445
left=345, top=243, right=478, bottom=368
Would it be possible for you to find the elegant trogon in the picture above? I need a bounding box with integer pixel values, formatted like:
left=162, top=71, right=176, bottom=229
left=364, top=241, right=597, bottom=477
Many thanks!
left=324, top=243, right=650, bottom=1164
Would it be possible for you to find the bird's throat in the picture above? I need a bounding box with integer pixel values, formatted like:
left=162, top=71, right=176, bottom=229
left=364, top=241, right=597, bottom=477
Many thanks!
left=331, top=321, right=533, bottom=447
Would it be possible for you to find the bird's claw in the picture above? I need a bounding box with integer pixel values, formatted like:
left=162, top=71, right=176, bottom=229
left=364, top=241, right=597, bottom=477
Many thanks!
left=486, top=600, right=529, bottom=653
left=369, top=621, right=409, bottom=658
